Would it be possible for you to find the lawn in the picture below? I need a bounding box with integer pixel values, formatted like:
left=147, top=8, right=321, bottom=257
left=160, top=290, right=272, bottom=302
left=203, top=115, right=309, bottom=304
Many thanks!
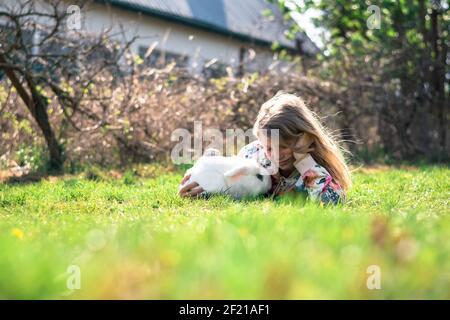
left=0, top=165, right=449, bottom=299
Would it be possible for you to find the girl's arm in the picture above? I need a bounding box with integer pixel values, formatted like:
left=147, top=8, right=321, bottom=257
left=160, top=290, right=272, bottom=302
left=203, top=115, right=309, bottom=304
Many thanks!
left=293, top=154, right=344, bottom=205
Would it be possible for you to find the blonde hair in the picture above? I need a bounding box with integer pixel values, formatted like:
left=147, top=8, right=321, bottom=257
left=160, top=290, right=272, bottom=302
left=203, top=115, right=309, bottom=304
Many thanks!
left=253, top=92, right=351, bottom=191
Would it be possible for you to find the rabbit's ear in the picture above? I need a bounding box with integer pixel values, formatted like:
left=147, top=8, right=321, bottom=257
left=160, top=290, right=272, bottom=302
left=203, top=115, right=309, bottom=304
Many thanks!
left=224, top=164, right=253, bottom=181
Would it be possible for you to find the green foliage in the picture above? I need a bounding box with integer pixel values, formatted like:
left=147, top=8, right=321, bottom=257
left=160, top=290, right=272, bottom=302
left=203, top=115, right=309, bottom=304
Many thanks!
left=0, top=166, right=448, bottom=299
left=272, top=0, right=449, bottom=159
left=16, top=144, right=48, bottom=172
left=122, top=169, right=138, bottom=185
left=83, top=166, right=108, bottom=182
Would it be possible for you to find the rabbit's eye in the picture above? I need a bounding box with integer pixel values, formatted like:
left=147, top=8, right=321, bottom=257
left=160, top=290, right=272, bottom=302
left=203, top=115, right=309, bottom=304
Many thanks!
left=255, top=174, right=264, bottom=181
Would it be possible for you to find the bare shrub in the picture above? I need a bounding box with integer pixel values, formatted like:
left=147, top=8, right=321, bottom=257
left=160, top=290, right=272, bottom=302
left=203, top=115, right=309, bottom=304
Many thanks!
left=1, top=64, right=347, bottom=168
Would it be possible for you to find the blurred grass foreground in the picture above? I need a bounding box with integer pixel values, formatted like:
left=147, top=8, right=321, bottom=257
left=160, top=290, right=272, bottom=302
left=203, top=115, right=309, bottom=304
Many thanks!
left=0, top=0, right=448, bottom=300
left=0, top=165, right=449, bottom=299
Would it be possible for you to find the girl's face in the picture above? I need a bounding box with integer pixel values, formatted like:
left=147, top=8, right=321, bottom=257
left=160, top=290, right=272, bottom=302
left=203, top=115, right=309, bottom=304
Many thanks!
left=260, top=137, right=295, bottom=172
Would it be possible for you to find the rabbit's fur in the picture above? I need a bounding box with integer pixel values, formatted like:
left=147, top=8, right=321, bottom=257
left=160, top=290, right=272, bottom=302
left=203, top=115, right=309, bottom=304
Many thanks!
left=181, top=150, right=272, bottom=199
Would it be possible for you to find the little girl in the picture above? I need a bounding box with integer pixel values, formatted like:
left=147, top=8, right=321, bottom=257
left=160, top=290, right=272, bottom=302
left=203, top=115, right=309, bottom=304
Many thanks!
left=179, top=92, right=351, bottom=204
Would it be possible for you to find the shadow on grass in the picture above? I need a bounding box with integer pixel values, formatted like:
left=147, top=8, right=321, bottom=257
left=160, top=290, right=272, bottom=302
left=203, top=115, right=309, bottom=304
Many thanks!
left=0, top=170, right=63, bottom=185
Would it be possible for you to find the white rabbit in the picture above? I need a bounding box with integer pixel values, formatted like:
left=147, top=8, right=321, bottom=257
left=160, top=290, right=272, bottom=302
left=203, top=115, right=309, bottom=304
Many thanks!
left=180, top=149, right=272, bottom=199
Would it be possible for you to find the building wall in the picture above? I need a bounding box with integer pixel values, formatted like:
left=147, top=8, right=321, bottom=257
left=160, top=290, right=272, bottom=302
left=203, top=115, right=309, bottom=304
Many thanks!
left=83, top=3, right=277, bottom=74
left=0, top=0, right=283, bottom=75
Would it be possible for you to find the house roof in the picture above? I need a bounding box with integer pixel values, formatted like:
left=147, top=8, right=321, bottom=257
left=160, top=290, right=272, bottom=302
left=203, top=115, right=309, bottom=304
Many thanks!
left=101, top=0, right=319, bottom=56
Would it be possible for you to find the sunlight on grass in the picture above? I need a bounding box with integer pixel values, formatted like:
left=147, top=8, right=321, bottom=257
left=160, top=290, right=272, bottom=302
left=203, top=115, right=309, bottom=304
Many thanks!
left=0, top=166, right=449, bottom=299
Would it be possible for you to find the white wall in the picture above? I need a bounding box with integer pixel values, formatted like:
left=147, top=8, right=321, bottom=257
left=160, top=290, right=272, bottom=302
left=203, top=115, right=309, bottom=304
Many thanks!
left=83, top=3, right=277, bottom=74
left=0, top=0, right=281, bottom=74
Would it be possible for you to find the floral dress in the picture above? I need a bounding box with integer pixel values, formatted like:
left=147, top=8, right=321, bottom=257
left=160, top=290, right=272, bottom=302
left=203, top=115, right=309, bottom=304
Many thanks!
left=238, top=140, right=344, bottom=205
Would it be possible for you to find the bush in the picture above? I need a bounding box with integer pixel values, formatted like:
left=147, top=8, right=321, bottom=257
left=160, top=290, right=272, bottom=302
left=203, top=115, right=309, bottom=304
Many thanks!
left=0, top=64, right=346, bottom=169
left=16, top=144, right=48, bottom=172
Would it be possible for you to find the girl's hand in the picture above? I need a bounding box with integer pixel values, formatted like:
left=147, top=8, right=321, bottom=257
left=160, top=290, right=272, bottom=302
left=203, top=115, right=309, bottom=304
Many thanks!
left=293, top=133, right=314, bottom=161
left=178, top=174, right=205, bottom=198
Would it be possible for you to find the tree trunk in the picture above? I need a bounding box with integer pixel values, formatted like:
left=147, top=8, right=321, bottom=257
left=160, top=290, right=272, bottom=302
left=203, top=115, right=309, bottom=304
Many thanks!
left=0, top=54, right=63, bottom=171
left=430, top=8, right=447, bottom=160
left=28, top=78, right=64, bottom=170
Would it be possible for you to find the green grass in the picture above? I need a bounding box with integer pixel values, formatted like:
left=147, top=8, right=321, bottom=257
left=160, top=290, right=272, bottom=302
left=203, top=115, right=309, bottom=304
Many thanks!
left=0, top=165, right=449, bottom=299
